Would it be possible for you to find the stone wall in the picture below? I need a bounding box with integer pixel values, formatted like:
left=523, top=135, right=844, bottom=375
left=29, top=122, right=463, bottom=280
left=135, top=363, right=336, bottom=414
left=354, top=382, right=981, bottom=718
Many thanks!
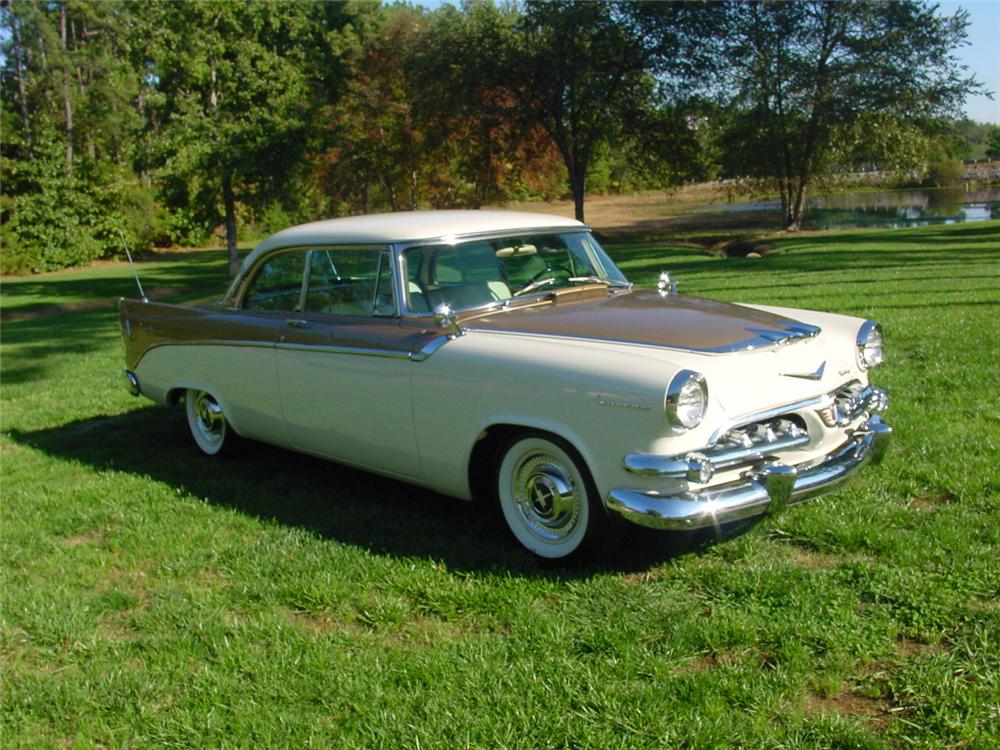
left=964, top=162, right=1000, bottom=183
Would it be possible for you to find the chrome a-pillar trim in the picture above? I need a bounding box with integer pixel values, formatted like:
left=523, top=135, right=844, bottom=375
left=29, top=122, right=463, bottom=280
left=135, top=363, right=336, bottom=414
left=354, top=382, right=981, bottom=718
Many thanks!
left=605, top=415, right=892, bottom=531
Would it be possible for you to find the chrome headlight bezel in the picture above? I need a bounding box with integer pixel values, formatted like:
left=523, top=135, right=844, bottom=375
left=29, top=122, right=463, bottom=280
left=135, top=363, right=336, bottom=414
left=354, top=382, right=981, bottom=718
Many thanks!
left=665, top=370, right=708, bottom=432
left=856, top=320, right=884, bottom=370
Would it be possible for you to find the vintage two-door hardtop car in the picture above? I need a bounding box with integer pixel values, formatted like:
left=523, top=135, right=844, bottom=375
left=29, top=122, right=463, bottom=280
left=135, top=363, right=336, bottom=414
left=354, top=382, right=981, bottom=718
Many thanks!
left=119, top=210, right=891, bottom=559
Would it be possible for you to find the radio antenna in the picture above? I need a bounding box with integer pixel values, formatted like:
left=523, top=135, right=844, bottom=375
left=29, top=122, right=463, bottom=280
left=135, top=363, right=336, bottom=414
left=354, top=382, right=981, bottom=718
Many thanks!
left=119, top=231, right=148, bottom=302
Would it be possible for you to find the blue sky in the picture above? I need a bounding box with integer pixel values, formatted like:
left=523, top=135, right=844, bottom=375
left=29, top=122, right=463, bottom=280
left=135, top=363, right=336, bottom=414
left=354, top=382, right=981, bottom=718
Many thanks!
left=416, top=0, right=999, bottom=124
left=940, top=1, right=999, bottom=123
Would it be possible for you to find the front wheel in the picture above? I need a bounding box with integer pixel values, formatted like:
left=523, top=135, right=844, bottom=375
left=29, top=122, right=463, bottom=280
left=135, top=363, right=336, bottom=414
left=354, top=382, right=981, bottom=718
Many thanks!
left=185, top=389, right=241, bottom=457
left=496, top=433, right=623, bottom=560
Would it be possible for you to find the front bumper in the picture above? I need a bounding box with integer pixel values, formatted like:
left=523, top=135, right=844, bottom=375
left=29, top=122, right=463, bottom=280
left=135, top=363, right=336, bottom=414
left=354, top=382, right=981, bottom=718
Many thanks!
left=605, top=415, right=892, bottom=530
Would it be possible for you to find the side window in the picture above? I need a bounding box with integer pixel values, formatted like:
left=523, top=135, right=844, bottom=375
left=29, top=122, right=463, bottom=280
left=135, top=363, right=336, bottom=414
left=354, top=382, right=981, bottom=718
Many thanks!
left=303, top=247, right=395, bottom=316
left=243, top=251, right=307, bottom=312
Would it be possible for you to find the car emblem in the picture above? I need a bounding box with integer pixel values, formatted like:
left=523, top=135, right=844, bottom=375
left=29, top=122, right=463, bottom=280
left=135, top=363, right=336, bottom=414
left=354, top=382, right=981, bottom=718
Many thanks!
left=781, top=361, right=826, bottom=381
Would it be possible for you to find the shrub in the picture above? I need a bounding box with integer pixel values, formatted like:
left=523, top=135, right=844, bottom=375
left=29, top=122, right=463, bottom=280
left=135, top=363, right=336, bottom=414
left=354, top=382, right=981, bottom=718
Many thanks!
left=923, top=158, right=965, bottom=187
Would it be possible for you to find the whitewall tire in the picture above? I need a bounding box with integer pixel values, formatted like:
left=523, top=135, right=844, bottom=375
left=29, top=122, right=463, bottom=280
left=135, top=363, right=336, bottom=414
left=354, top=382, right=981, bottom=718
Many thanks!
left=185, top=389, right=239, bottom=457
left=496, top=433, right=620, bottom=560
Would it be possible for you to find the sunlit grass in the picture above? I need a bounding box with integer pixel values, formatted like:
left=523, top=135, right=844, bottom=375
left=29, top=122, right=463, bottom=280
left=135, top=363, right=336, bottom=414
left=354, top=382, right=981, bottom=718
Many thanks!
left=2, top=221, right=998, bottom=748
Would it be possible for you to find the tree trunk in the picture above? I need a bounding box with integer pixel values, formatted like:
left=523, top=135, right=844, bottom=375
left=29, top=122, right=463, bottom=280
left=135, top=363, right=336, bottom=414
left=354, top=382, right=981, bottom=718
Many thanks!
left=785, top=181, right=807, bottom=231
left=59, top=1, right=73, bottom=171
left=568, top=161, right=586, bottom=223
left=222, top=171, right=239, bottom=278
left=9, top=3, right=31, bottom=135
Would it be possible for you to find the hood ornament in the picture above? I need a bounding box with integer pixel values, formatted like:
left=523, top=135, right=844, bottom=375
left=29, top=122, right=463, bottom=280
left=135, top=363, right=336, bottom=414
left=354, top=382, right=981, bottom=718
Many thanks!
left=781, top=361, right=826, bottom=381
left=657, top=270, right=678, bottom=296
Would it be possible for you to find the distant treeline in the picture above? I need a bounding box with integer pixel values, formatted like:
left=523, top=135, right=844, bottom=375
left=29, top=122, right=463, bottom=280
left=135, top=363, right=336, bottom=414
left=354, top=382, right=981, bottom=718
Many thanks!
left=1, top=0, right=992, bottom=274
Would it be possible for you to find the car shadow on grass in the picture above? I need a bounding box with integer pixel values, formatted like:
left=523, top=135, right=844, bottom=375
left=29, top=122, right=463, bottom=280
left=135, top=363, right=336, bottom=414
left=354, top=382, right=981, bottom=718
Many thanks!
left=8, top=405, right=757, bottom=577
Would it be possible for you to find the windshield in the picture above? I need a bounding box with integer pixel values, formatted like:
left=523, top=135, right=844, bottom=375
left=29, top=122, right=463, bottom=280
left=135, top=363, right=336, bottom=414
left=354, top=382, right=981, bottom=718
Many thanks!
left=400, top=231, right=629, bottom=313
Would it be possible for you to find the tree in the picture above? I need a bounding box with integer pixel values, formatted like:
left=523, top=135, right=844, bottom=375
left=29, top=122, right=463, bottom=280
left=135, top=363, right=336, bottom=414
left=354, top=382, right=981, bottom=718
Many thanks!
left=504, top=0, right=723, bottom=222
left=315, top=5, right=430, bottom=214
left=140, top=1, right=336, bottom=277
left=987, top=126, right=1000, bottom=161
left=718, top=1, right=982, bottom=230
left=1, top=0, right=154, bottom=272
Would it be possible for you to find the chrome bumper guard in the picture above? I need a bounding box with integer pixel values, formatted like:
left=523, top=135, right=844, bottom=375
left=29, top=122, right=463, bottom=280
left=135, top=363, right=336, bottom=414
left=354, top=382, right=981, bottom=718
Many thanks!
left=605, top=415, right=892, bottom=531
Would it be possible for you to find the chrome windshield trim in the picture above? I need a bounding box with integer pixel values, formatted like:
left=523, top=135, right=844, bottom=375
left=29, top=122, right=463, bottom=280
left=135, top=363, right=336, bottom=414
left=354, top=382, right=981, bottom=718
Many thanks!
left=393, top=226, right=592, bottom=253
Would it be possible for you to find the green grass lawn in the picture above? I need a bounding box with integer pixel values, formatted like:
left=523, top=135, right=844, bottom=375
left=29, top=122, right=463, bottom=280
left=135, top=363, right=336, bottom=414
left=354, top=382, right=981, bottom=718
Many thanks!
left=2, top=222, right=999, bottom=748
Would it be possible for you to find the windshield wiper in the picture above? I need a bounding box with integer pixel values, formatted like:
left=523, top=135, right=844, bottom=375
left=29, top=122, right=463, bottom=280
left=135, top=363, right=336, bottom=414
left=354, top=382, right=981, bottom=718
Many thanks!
left=567, top=276, right=633, bottom=289
left=513, top=277, right=558, bottom=297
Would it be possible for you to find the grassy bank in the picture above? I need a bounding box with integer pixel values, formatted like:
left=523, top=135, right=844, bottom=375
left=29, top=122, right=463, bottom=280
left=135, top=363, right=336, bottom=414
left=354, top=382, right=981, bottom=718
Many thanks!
left=2, top=222, right=999, bottom=748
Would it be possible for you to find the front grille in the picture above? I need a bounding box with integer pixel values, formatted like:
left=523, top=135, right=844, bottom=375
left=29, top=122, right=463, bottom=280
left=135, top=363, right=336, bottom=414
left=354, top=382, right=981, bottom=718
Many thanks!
left=707, top=417, right=810, bottom=470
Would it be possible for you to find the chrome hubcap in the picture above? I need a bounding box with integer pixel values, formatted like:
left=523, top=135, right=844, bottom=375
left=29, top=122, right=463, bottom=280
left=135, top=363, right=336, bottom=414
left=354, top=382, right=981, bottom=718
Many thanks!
left=193, top=393, right=224, bottom=445
left=512, top=452, right=579, bottom=542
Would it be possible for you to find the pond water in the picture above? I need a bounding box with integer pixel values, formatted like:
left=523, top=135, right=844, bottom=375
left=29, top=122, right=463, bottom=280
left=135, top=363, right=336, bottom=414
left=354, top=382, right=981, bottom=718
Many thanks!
left=715, top=186, right=1000, bottom=229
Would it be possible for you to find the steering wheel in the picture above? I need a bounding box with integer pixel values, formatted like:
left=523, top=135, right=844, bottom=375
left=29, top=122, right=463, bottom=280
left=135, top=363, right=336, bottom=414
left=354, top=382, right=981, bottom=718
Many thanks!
left=525, top=264, right=571, bottom=285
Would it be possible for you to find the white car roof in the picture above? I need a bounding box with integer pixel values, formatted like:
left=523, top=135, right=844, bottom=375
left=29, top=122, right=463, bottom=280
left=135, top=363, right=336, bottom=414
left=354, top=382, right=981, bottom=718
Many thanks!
left=251, top=210, right=584, bottom=256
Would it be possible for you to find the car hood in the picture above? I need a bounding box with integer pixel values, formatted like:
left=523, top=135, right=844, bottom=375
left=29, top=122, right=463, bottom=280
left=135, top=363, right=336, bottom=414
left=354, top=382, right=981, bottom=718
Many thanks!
left=466, top=289, right=820, bottom=353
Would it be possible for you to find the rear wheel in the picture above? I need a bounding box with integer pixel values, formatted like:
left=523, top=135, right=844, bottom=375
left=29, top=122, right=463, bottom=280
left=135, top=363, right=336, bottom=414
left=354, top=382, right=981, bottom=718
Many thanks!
left=496, top=433, right=622, bottom=560
left=185, top=389, right=241, bottom=457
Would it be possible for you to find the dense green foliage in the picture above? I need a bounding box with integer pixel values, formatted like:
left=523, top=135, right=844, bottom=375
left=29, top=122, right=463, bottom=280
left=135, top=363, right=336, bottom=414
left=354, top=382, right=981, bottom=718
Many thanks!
left=0, top=0, right=986, bottom=273
left=2, top=220, right=999, bottom=747
left=988, top=125, right=1000, bottom=160
left=717, top=1, right=982, bottom=229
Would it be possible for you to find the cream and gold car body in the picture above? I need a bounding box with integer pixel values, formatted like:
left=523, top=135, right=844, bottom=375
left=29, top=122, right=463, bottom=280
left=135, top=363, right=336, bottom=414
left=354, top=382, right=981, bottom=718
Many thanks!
left=120, top=211, right=891, bottom=559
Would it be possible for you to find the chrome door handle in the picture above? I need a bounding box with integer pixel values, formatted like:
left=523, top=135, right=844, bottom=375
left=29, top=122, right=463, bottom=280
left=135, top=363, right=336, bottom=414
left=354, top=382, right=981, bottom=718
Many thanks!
left=285, top=319, right=309, bottom=329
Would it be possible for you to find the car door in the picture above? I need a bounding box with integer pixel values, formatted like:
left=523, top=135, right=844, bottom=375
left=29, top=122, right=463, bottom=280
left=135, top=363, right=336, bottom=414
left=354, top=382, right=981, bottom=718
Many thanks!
left=275, top=246, right=424, bottom=479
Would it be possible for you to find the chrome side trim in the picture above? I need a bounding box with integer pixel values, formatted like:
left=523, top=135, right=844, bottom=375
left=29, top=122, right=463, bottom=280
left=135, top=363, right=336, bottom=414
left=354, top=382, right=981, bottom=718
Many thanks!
left=139, top=339, right=409, bottom=360
left=460, top=324, right=822, bottom=356
left=409, top=335, right=450, bottom=362
left=606, top=416, right=892, bottom=531
left=276, top=342, right=410, bottom=359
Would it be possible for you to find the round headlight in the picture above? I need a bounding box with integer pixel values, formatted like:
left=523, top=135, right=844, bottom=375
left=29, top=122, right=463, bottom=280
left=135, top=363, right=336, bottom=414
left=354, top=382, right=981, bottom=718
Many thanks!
left=666, top=370, right=708, bottom=431
left=856, top=320, right=884, bottom=370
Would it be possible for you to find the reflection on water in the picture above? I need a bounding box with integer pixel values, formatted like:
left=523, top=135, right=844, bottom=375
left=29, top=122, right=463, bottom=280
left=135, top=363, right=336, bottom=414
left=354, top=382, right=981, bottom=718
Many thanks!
left=711, top=187, right=999, bottom=229
left=804, top=187, right=1000, bottom=229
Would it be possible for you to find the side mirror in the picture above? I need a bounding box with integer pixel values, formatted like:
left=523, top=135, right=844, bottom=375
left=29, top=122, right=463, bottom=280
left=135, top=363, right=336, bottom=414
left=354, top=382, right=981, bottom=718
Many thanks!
left=432, top=303, right=463, bottom=338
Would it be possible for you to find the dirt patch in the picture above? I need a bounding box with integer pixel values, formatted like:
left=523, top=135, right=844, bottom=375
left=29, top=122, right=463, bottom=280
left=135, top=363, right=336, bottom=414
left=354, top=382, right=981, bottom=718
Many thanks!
left=714, top=238, right=778, bottom=258
left=63, top=531, right=102, bottom=547
left=673, top=649, right=750, bottom=674
left=893, top=636, right=946, bottom=658
left=285, top=608, right=366, bottom=637
left=2, top=286, right=183, bottom=323
left=908, top=491, right=957, bottom=510
left=787, top=545, right=847, bottom=570
left=804, top=690, right=893, bottom=731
